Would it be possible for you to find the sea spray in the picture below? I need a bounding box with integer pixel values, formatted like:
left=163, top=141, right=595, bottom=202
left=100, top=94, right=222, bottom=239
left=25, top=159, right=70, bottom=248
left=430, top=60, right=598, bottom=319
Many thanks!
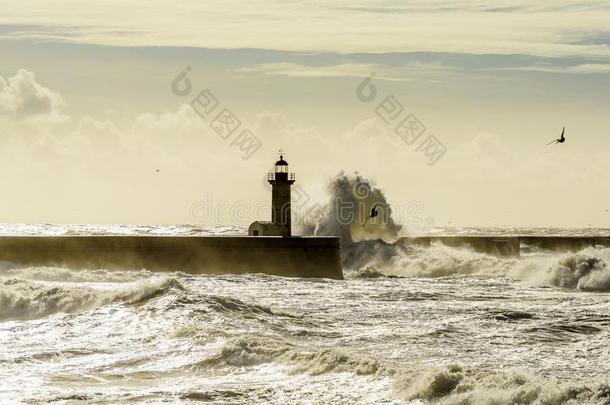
left=543, top=252, right=610, bottom=291
left=302, top=172, right=402, bottom=245
left=301, top=172, right=405, bottom=269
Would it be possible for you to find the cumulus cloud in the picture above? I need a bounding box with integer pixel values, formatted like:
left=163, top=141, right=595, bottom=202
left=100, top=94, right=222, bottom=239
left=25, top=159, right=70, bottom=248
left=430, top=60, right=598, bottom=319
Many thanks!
left=0, top=70, right=65, bottom=117
left=0, top=88, right=225, bottom=162
left=132, top=104, right=205, bottom=136
left=129, top=103, right=215, bottom=154
left=65, top=116, right=122, bottom=151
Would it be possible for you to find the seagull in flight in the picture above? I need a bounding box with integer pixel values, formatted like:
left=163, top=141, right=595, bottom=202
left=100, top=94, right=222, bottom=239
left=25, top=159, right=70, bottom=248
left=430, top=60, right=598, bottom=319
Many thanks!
left=362, top=204, right=380, bottom=226
left=370, top=204, right=380, bottom=218
left=547, top=127, right=566, bottom=145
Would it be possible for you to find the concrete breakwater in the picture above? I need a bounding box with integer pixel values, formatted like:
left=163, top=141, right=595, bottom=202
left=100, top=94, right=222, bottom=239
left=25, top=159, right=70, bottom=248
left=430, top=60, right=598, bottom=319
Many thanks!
left=400, top=236, right=610, bottom=256
left=0, top=233, right=606, bottom=279
left=0, top=236, right=344, bottom=279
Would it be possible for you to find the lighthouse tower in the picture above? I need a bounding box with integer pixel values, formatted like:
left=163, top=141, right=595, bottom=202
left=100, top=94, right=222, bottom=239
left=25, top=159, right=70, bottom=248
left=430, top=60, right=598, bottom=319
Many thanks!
left=268, top=152, right=295, bottom=237
left=248, top=151, right=296, bottom=237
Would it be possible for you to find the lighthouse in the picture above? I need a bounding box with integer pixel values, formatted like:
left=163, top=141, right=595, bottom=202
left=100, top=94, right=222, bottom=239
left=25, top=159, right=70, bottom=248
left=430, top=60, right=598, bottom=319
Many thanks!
left=269, top=152, right=295, bottom=236
left=248, top=151, right=295, bottom=237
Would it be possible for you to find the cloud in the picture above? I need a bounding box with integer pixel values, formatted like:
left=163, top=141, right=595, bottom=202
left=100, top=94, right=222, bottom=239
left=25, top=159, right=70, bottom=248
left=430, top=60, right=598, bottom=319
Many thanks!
left=507, top=63, right=610, bottom=74
left=2, top=1, right=610, bottom=58
left=0, top=70, right=65, bottom=117
left=236, top=62, right=456, bottom=82
left=65, top=116, right=122, bottom=151
left=238, top=63, right=382, bottom=79
left=130, top=104, right=212, bottom=152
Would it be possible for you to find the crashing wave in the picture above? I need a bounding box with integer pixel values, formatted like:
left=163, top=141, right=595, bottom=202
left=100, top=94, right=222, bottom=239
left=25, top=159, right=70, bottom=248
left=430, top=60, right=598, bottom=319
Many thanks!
left=301, top=172, right=402, bottom=246
left=190, top=335, right=388, bottom=376
left=543, top=253, right=610, bottom=291
left=205, top=295, right=292, bottom=317
left=0, top=277, right=183, bottom=321
left=283, top=347, right=384, bottom=376
left=300, top=172, right=610, bottom=292
left=0, top=266, right=155, bottom=283
left=384, top=244, right=515, bottom=278
left=395, top=364, right=610, bottom=404
left=346, top=266, right=389, bottom=279
left=347, top=239, right=610, bottom=292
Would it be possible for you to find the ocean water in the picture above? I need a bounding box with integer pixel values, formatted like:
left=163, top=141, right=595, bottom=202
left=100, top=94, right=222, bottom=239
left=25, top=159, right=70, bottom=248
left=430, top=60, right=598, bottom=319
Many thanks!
left=1, top=224, right=610, bottom=404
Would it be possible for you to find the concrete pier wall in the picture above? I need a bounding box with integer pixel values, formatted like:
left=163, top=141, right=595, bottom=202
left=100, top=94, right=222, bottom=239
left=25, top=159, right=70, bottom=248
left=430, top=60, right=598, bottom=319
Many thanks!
left=400, top=235, right=610, bottom=257
left=0, top=236, right=343, bottom=280
left=519, top=236, right=610, bottom=252
left=432, top=236, right=520, bottom=257
left=400, top=236, right=520, bottom=256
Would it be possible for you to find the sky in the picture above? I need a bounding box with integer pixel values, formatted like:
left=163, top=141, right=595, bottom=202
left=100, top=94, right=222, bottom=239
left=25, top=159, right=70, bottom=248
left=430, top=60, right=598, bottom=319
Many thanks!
left=0, top=0, right=610, bottom=229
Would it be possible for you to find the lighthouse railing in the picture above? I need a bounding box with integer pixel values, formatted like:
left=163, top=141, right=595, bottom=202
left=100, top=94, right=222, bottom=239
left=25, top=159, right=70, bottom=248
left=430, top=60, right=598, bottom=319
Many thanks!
left=267, top=173, right=296, bottom=181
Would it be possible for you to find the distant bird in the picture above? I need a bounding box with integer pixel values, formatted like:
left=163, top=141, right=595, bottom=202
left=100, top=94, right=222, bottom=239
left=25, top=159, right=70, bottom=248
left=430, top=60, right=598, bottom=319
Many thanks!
left=547, top=127, right=566, bottom=145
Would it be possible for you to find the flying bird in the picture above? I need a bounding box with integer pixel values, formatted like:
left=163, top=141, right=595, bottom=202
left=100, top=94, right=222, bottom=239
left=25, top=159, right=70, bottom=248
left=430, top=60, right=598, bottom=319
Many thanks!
left=547, top=127, right=566, bottom=145
left=370, top=205, right=379, bottom=218
left=362, top=204, right=380, bottom=227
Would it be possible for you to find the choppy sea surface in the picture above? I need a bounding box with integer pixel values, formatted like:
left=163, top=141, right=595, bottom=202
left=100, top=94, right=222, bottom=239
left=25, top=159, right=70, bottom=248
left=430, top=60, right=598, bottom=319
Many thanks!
left=1, top=224, right=610, bottom=404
